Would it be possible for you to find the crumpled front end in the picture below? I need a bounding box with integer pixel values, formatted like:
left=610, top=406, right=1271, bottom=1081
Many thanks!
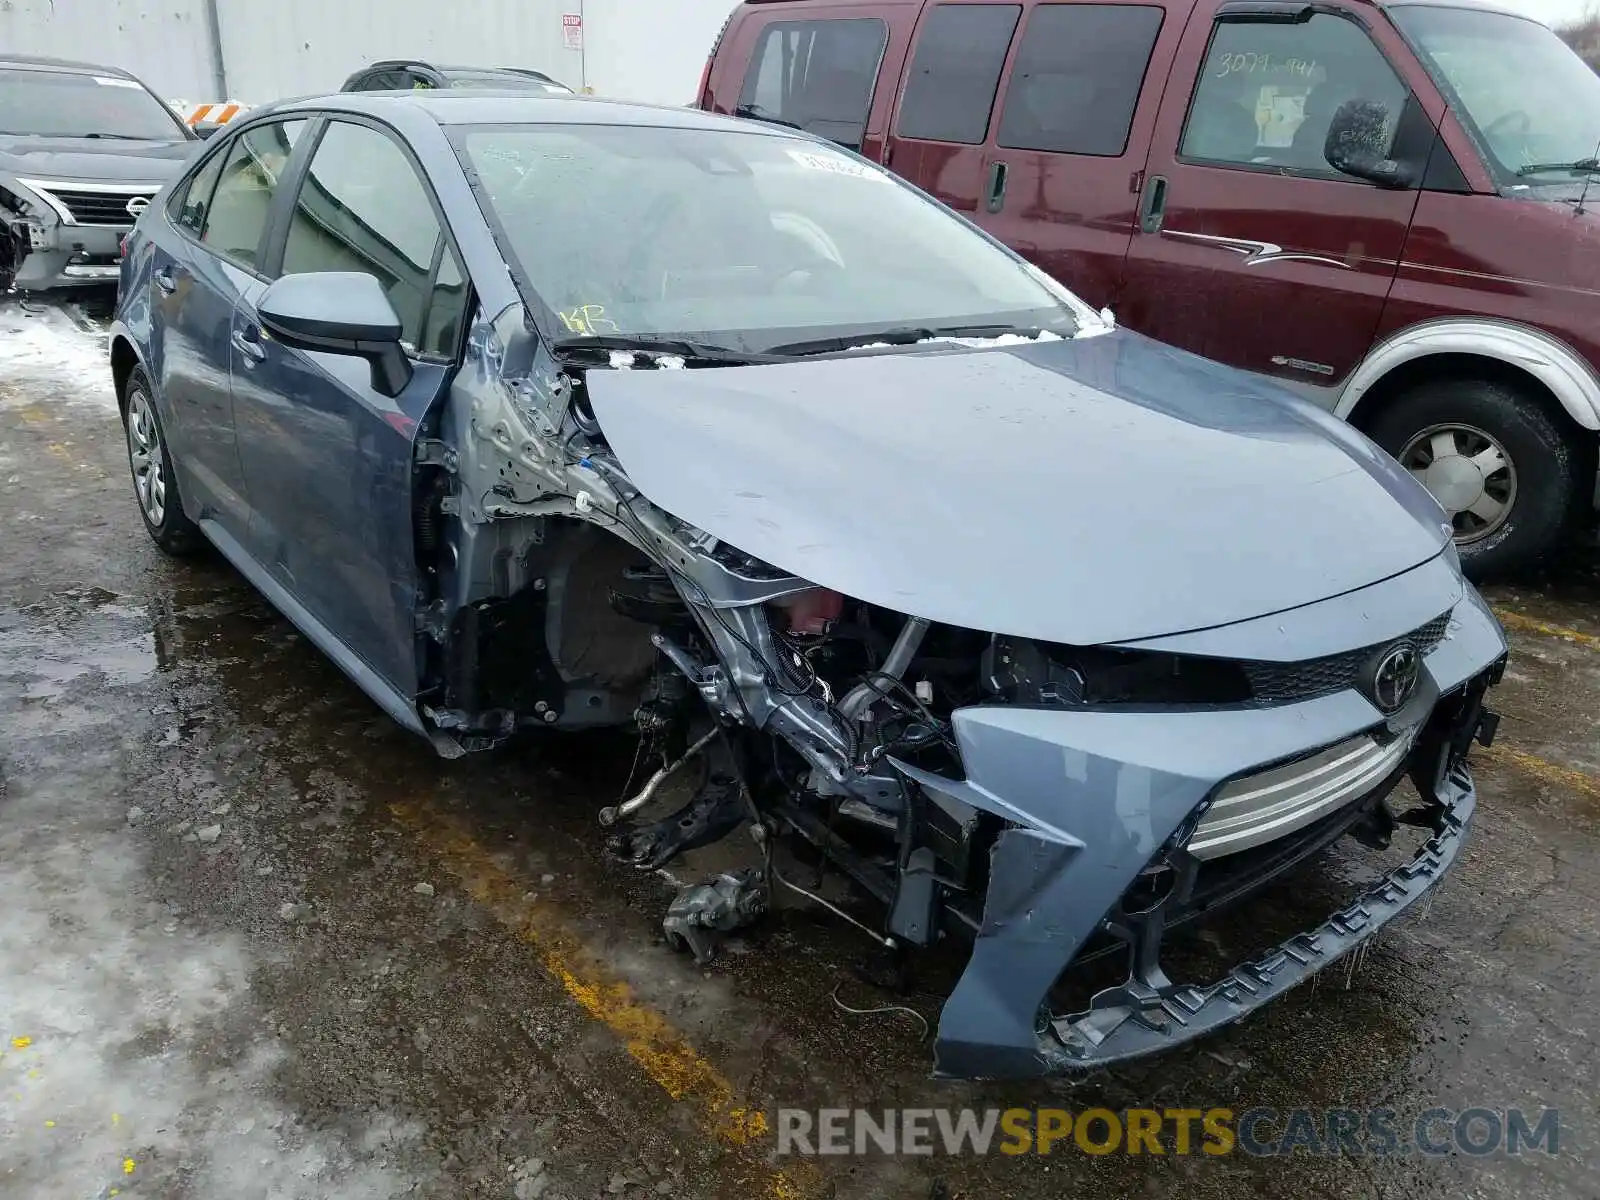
left=2, top=175, right=159, bottom=290
left=903, top=588, right=1506, bottom=1079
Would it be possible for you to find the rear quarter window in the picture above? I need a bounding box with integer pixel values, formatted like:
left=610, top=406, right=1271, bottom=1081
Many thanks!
left=737, top=19, right=888, bottom=150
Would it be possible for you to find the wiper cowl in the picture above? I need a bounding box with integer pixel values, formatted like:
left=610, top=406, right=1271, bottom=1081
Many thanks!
left=547, top=334, right=780, bottom=367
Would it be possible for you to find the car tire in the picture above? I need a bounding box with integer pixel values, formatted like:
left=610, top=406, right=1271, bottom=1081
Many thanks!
left=122, top=368, right=204, bottom=558
left=1368, top=377, right=1581, bottom=580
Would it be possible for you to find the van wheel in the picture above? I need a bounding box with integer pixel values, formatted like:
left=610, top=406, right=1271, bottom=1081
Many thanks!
left=123, top=368, right=204, bottom=557
left=1368, top=377, right=1580, bottom=579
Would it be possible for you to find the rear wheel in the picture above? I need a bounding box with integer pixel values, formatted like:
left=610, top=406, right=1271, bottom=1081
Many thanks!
left=123, top=368, right=204, bottom=557
left=1369, top=377, right=1581, bottom=578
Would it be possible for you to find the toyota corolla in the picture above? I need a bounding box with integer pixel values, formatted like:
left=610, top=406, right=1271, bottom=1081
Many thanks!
left=109, top=91, right=1507, bottom=1079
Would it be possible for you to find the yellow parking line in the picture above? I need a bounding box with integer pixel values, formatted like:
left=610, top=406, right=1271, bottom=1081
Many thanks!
left=1491, top=607, right=1600, bottom=651
left=1479, top=744, right=1600, bottom=803
left=389, top=800, right=817, bottom=1200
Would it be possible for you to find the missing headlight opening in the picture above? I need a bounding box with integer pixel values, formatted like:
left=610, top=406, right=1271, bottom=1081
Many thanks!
left=394, top=306, right=1509, bottom=1081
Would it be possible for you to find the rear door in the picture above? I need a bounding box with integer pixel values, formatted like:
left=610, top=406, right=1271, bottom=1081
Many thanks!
left=883, top=1, right=1022, bottom=218
left=229, top=116, right=470, bottom=697
left=147, top=117, right=307, bottom=541
left=1116, top=2, right=1427, bottom=386
left=979, top=1, right=1188, bottom=308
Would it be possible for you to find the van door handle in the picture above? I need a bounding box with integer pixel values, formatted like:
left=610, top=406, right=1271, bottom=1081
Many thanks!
left=985, top=160, right=1009, bottom=214
left=1139, top=175, right=1168, bottom=234
left=230, top=326, right=267, bottom=363
left=154, top=268, right=177, bottom=294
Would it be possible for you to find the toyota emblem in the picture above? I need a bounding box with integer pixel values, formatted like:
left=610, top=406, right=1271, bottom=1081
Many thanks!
left=125, top=195, right=150, bottom=218
left=1368, top=642, right=1421, bottom=714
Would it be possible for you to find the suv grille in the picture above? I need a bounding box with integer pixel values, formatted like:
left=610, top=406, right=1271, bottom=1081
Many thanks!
left=1243, top=610, right=1452, bottom=704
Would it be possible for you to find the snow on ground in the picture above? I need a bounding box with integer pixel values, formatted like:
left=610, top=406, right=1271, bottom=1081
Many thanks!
left=0, top=299, right=119, bottom=412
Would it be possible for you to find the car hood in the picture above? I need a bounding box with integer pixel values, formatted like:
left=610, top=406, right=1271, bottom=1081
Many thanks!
left=0, top=136, right=193, bottom=182
left=584, top=330, right=1452, bottom=646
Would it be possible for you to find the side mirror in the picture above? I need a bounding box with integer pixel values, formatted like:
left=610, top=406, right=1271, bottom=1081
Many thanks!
left=257, top=271, right=413, bottom=398
left=1324, top=99, right=1418, bottom=189
left=192, top=120, right=224, bottom=140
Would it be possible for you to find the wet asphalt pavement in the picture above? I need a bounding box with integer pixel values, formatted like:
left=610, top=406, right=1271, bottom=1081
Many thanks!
left=2, top=293, right=1598, bottom=1199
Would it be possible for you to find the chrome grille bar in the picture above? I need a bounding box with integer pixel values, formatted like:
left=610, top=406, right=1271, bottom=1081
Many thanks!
left=1187, top=731, right=1414, bottom=860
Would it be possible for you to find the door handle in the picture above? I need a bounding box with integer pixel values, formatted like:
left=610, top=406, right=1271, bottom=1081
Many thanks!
left=230, top=327, right=267, bottom=363
left=154, top=268, right=177, bottom=294
left=1138, top=175, right=1169, bottom=234
left=984, top=160, right=1009, bottom=214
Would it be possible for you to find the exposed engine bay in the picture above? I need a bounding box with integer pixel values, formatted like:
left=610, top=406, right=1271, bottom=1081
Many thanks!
left=405, top=305, right=1509, bottom=1078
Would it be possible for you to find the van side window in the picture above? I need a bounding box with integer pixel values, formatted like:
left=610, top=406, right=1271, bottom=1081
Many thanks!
left=1179, top=13, right=1408, bottom=175
left=997, top=4, right=1164, bottom=156
left=738, top=19, right=888, bottom=151
left=897, top=4, right=1022, bottom=144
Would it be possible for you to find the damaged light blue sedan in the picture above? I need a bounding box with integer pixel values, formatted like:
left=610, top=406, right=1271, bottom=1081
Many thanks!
left=109, top=92, right=1507, bottom=1079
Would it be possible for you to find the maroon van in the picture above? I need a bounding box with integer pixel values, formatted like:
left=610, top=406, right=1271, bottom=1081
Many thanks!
left=698, top=0, right=1600, bottom=576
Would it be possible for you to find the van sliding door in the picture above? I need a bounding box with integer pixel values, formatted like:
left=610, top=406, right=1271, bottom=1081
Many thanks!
left=977, top=0, right=1189, bottom=309
left=882, top=1, right=1022, bottom=218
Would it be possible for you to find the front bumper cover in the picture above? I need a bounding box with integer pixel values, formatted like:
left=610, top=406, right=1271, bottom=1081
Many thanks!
left=895, top=589, right=1506, bottom=1080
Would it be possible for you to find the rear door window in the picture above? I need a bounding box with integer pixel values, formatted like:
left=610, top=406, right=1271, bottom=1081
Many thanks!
left=737, top=19, right=888, bottom=150
left=895, top=4, right=1022, bottom=144
left=198, top=119, right=307, bottom=268
left=996, top=4, right=1164, bottom=155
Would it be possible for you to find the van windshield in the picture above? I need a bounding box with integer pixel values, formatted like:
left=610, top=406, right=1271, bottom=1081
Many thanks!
left=1394, top=5, right=1600, bottom=184
left=455, top=123, right=1083, bottom=352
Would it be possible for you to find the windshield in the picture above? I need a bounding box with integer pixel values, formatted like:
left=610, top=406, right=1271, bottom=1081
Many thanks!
left=1393, top=5, right=1600, bottom=183
left=0, top=67, right=185, bottom=139
left=455, top=123, right=1081, bottom=352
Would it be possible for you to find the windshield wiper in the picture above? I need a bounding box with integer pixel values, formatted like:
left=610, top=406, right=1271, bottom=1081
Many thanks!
left=1517, top=157, right=1600, bottom=177
left=732, top=103, right=803, bottom=132
left=765, top=324, right=1049, bottom=357
left=548, top=334, right=782, bottom=366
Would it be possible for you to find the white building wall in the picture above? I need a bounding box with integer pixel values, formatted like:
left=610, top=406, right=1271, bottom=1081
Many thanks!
left=1, top=0, right=736, bottom=108
left=0, top=0, right=219, bottom=103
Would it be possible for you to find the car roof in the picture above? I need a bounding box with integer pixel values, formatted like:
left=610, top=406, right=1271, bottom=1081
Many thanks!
left=276, top=89, right=795, bottom=133
left=0, top=53, right=137, bottom=77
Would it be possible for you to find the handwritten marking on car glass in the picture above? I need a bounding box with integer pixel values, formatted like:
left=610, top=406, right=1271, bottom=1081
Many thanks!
left=558, top=305, right=621, bottom=336
left=784, top=149, right=886, bottom=181
left=1214, top=53, right=1319, bottom=78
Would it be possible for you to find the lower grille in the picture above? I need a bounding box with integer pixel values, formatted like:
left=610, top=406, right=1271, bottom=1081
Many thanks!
left=1187, top=730, right=1415, bottom=860
left=1244, top=610, right=1452, bottom=704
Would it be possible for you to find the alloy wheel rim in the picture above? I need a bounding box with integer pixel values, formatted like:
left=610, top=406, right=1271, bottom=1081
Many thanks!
left=1399, top=422, right=1517, bottom=544
left=126, top=391, right=166, bottom=527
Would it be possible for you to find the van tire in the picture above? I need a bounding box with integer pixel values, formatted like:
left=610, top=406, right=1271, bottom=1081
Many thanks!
left=1368, top=377, right=1580, bottom=580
